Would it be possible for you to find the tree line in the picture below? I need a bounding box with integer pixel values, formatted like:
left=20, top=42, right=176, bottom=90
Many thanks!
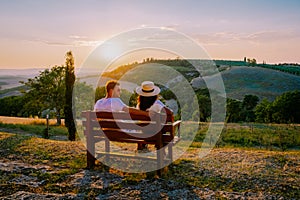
left=95, top=85, right=300, bottom=124
left=1, top=79, right=299, bottom=126
left=0, top=55, right=300, bottom=142
left=0, top=51, right=90, bottom=141
left=226, top=91, right=300, bottom=123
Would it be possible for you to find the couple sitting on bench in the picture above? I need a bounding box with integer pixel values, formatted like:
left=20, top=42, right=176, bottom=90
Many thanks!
left=94, top=80, right=174, bottom=151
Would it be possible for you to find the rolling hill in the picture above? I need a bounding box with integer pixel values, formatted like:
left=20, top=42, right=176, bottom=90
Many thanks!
left=191, top=66, right=300, bottom=100
left=1, top=61, right=300, bottom=101
left=100, top=60, right=300, bottom=101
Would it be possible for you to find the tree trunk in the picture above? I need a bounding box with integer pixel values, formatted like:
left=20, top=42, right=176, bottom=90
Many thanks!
left=56, top=111, right=61, bottom=125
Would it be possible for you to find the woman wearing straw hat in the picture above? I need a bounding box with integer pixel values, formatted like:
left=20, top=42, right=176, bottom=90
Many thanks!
left=135, top=81, right=173, bottom=150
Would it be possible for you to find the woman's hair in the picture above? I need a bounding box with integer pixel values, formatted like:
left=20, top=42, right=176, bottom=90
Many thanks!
left=138, top=95, right=158, bottom=111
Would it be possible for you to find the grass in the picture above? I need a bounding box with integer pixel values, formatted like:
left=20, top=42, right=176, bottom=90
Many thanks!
left=190, top=123, right=300, bottom=151
left=0, top=132, right=85, bottom=167
left=0, top=122, right=68, bottom=138
left=166, top=148, right=300, bottom=198
left=0, top=121, right=300, bottom=198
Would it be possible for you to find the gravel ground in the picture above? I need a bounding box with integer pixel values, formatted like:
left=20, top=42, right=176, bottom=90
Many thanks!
left=1, top=148, right=298, bottom=199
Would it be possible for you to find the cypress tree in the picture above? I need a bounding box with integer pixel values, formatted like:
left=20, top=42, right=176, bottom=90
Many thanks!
left=64, top=51, right=76, bottom=141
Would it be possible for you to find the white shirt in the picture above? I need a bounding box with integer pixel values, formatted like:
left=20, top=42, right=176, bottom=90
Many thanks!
left=94, top=98, right=126, bottom=112
left=149, top=100, right=165, bottom=113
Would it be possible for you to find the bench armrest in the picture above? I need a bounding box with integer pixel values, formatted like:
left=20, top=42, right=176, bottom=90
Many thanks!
left=172, top=120, right=181, bottom=138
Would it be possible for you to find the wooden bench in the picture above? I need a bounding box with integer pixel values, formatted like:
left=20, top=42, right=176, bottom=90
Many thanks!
left=81, top=110, right=181, bottom=175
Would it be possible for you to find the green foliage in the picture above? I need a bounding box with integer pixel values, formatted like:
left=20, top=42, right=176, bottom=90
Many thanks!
left=120, top=89, right=137, bottom=107
left=94, top=86, right=106, bottom=102
left=0, top=96, right=25, bottom=116
left=240, top=95, right=259, bottom=122
left=242, top=94, right=259, bottom=110
left=255, top=91, right=300, bottom=123
left=272, top=91, right=300, bottom=123
left=224, top=91, right=300, bottom=124
left=74, top=81, right=94, bottom=116
left=197, top=94, right=211, bottom=121
left=21, top=65, right=66, bottom=123
left=255, top=98, right=273, bottom=123
left=160, top=89, right=176, bottom=100
left=226, top=99, right=242, bottom=122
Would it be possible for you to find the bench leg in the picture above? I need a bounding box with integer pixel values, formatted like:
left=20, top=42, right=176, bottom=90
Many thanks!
left=87, top=150, right=95, bottom=169
left=168, top=143, right=173, bottom=162
left=105, top=139, right=110, bottom=164
left=157, top=149, right=163, bottom=176
left=156, top=135, right=164, bottom=176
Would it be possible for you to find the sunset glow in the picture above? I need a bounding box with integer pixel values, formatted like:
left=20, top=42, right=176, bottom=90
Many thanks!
left=1, top=0, right=300, bottom=69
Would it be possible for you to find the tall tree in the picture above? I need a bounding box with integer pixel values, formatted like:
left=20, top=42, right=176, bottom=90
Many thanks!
left=64, top=51, right=77, bottom=141
left=73, top=81, right=94, bottom=117
left=21, top=66, right=65, bottom=124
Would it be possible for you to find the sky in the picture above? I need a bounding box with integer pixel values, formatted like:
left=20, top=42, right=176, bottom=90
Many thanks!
left=0, top=0, right=300, bottom=69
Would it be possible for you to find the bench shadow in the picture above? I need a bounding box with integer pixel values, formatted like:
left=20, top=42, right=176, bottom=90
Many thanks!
left=75, top=159, right=203, bottom=199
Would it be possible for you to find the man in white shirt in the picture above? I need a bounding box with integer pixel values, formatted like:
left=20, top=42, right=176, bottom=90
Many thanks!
left=94, top=80, right=127, bottom=112
left=94, top=80, right=146, bottom=115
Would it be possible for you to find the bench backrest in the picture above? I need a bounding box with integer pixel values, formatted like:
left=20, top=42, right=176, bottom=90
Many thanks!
left=82, top=111, right=175, bottom=144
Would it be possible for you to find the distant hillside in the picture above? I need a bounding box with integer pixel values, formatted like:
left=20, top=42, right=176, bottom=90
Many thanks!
left=0, top=68, right=43, bottom=98
left=103, top=59, right=300, bottom=78
left=0, top=76, right=28, bottom=98
left=1, top=60, right=300, bottom=101
left=192, top=66, right=300, bottom=101
left=101, top=59, right=300, bottom=101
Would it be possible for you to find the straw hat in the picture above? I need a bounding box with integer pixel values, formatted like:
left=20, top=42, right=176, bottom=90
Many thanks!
left=135, top=81, right=161, bottom=96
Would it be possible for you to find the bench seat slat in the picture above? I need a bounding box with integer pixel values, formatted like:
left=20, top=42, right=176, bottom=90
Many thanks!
left=95, top=151, right=172, bottom=162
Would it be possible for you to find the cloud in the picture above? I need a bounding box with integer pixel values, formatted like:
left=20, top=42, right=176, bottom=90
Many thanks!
left=69, top=35, right=88, bottom=39
left=72, top=40, right=103, bottom=47
left=160, top=24, right=179, bottom=31
left=244, top=31, right=299, bottom=42
left=23, top=35, right=102, bottom=47
left=24, top=38, right=72, bottom=46
left=139, top=24, right=179, bottom=31
left=195, top=30, right=300, bottom=46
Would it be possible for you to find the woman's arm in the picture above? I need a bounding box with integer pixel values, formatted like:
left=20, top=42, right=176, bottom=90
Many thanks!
left=161, top=106, right=174, bottom=122
left=123, top=106, right=149, bottom=117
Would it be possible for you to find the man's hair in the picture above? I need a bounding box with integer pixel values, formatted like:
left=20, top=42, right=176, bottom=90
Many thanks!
left=105, top=80, right=120, bottom=95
